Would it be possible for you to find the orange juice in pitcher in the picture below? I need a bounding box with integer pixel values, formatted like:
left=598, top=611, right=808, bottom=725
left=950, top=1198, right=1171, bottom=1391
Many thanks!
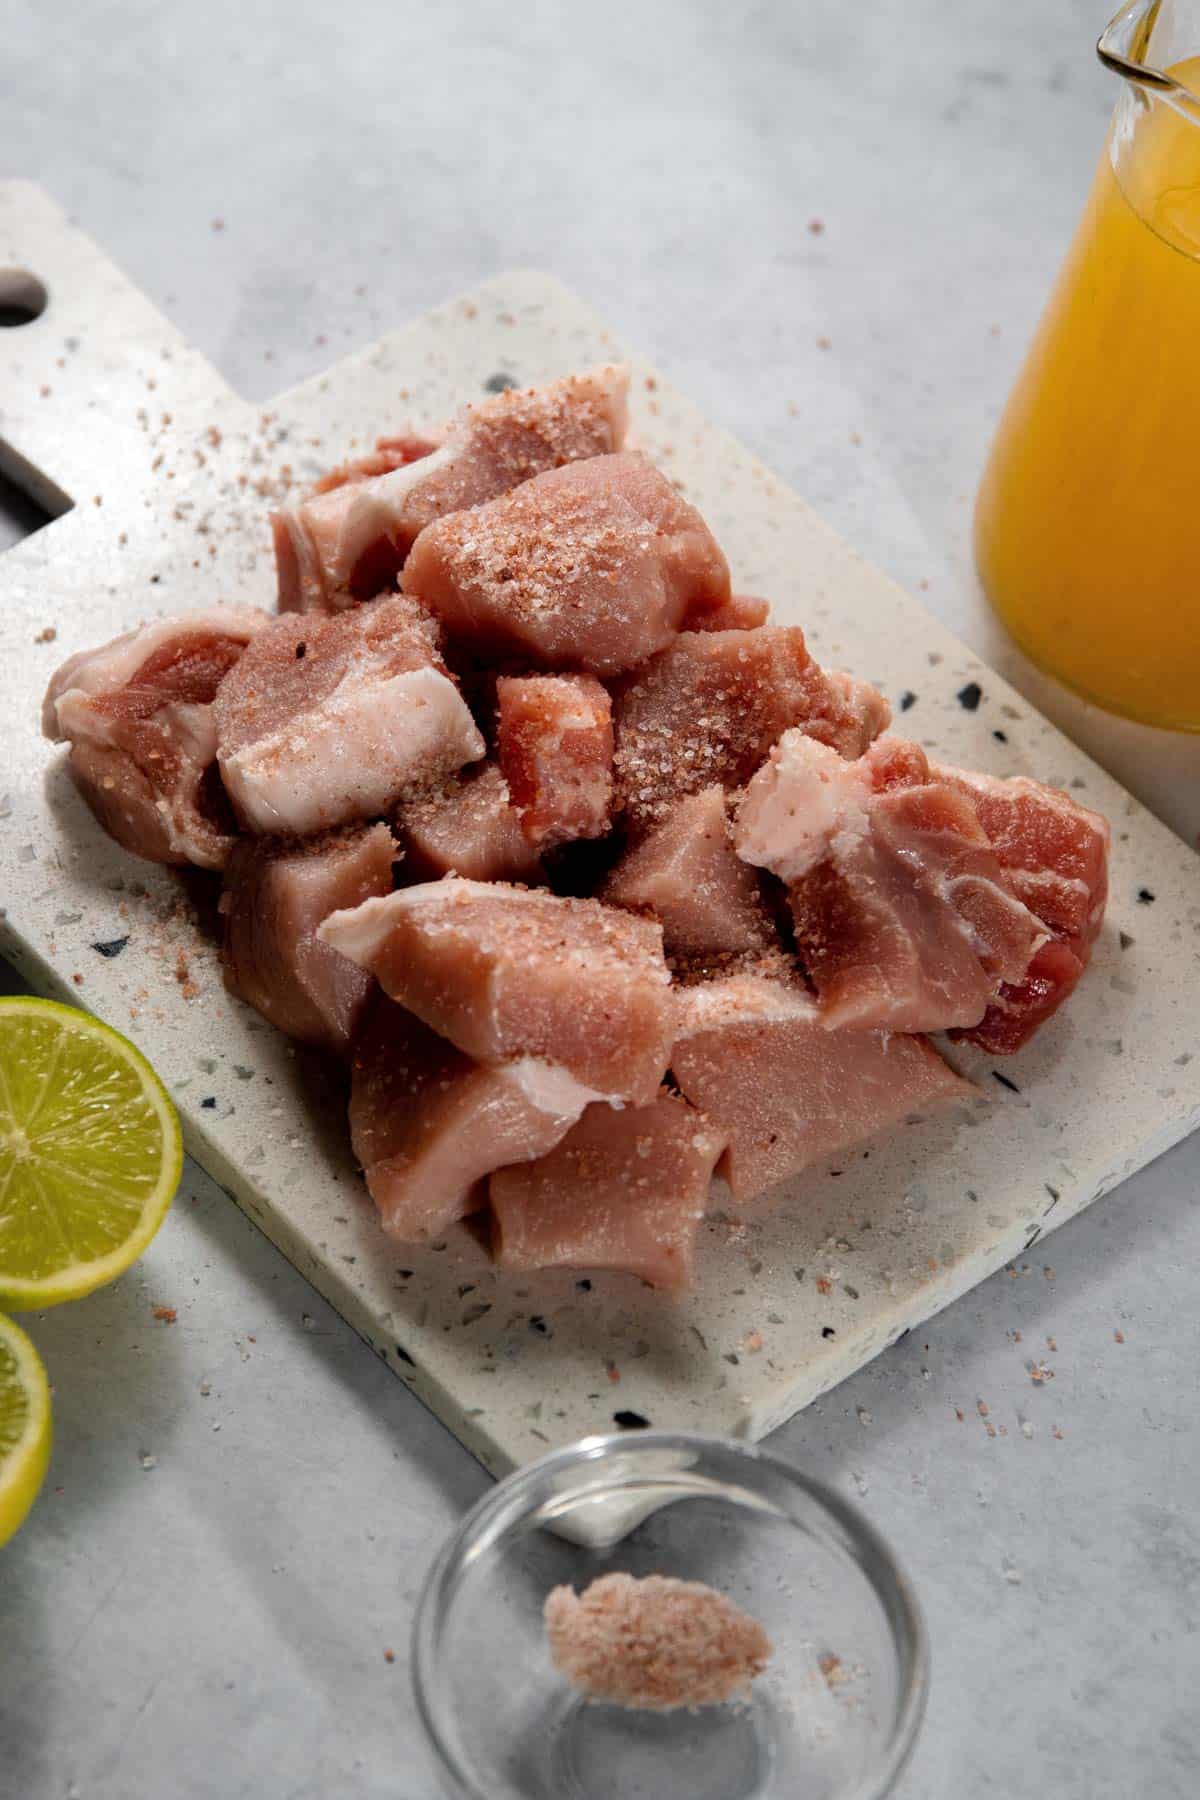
left=976, top=0, right=1200, bottom=731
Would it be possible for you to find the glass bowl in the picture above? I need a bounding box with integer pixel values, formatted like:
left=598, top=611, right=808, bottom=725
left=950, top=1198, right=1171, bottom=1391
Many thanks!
left=413, top=1431, right=928, bottom=1800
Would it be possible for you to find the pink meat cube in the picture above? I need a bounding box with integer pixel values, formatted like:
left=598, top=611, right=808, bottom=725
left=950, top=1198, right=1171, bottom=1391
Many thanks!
left=490, top=1092, right=726, bottom=1291
left=864, top=737, right=933, bottom=792
left=402, top=453, right=731, bottom=674
left=496, top=674, right=614, bottom=850
left=611, top=628, right=890, bottom=829
left=603, top=785, right=773, bottom=956
left=734, top=730, right=910, bottom=883
left=220, top=822, right=397, bottom=1055
left=691, top=593, right=771, bottom=632
left=932, top=765, right=1109, bottom=950
left=963, top=939, right=1087, bottom=1056
left=319, top=879, right=674, bottom=1103
left=825, top=670, right=894, bottom=753
left=42, top=607, right=269, bottom=869
left=400, top=760, right=545, bottom=885
left=311, top=433, right=440, bottom=496
left=671, top=975, right=975, bottom=1202
left=736, top=733, right=1045, bottom=1035
left=348, top=994, right=592, bottom=1242
left=932, top=765, right=1110, bottom=1053
left=213, top=594, right=484, bottom=836
left=272, top=365, right=630, bottom=613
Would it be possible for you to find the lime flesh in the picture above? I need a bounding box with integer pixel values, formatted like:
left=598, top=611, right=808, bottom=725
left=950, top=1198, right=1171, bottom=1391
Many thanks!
left=0, top=998, right=181, bottom=1309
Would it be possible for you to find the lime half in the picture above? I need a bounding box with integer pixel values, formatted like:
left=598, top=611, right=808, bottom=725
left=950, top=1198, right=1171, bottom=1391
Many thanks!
left=0, top=997, right=181, bottom=1310
left=0, top=1312, right=52, bottom=1546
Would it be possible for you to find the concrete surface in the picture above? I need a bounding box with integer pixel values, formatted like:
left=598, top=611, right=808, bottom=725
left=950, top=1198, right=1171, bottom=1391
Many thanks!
left=1, top=3, right=1197, bottom=1797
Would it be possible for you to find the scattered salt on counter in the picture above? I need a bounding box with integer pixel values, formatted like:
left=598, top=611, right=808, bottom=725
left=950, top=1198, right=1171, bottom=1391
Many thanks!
left=543, top=1572, right=771, bottom=1711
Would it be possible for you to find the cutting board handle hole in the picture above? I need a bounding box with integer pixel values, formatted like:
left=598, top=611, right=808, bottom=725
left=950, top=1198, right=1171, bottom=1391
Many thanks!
left=0, top=269, right=49, bottom=328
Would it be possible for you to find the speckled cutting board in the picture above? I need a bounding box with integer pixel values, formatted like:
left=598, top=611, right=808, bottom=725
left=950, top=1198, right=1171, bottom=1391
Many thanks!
left=2, top=183, right=1199, bottom=1479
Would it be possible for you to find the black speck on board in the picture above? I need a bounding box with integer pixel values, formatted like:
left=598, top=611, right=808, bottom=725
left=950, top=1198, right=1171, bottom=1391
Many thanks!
left=91, top=936, right=129, bottom=958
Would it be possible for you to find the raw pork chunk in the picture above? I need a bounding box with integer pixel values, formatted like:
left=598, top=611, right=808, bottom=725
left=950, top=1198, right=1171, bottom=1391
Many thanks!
left=491, top=1092, right=726, bottom=1291
left=496, top=674, right=613, bottom=849
left=319, top=879, right=673, bottom=1103
left=400, top=761, right=545, bottom=884
left=932, top=765, right=1110, bottom=1052
left=602, top=785, right=772, bottom=956
left=348, top=994, right=591, bottom=1241
left=612, top=629, right=890, bottom=829
left=273, top=366, right=629, bottom=612
left=402, top=454, right=731, bottom=674
left=43, top=607, right=268, bottom=869
left=736, top=734, right=1044, bottom=1034
left=214, top=594, right=483, bottom=835
left=671, top=975, right=974, bottom=1202
left=311, top=433, right=440, bottom=496
left=692, top=593, right=771, bottom=632
left=220, top=822, right=397, bottom=1054
left=825, top=670, right=894, bottom=750
left=966, top=938, right=1088, bottom=1054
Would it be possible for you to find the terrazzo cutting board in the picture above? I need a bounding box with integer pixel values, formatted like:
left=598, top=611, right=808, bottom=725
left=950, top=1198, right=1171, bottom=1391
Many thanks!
left=2, top=181, right=1199, bottom=1478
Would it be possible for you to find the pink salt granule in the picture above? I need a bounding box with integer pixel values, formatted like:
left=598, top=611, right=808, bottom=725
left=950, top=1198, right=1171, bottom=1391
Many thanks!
left=544, top=1572, right=771, bottom=1711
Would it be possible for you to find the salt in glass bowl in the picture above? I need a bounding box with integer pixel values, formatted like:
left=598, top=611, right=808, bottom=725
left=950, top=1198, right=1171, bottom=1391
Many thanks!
left=412, top=1430, right=928, bottom=1800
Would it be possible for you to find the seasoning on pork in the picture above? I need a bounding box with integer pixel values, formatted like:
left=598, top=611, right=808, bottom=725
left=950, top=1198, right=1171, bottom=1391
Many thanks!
left=602, top=785, right=773, bottom=956
left=544, top=1574, right=771, bottom=1710
left=736, top=733, right=1045, bottom=1034
left=611, top=628, right=889, bottom=830
left=319, top=879, right=674, bottom=1104
left=220, top=822, right=397, bottom=1055
left=214, top=594, right=484, bottom=836
left=671, top=974, right=975, bottom=1202
left=402, top=453, right=731, bottom=675
left=348, top=994, right=593, bottom=1241
left=496, top=673, right=613, bottom=850
left=42, top=607, right=269, bottom=869
left=272, top=365, right=630, bottom=613
left=491, top=1092, right=726, bottom=1291
left=932, top=764, right=1110, bottom=1052
left=400, top=760, right=545, bottom=885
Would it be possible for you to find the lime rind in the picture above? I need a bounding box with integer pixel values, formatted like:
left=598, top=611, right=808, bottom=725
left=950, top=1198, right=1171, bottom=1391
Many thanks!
left=0, top=998, right=182, bottom=1310
left=0, top=1312, right=52, bottom=1547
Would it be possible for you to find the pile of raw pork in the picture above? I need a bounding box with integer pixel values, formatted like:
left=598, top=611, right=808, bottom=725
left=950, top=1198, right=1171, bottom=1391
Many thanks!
left=42, top=368, right=1109, bottom=1291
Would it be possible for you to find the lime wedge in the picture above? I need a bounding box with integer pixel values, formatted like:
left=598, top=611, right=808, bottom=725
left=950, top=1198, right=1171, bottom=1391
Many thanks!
left=0, top=997, right=182, bottom=1309
left=0, top=1312, right=52, bottom=1546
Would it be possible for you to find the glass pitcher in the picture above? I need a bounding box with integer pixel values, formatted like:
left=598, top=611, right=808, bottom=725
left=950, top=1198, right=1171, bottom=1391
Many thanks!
left=975, top=0, right=1200, bottom=733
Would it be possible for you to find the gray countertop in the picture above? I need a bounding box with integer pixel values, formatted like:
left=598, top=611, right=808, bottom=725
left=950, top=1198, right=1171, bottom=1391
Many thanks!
left=2, top=3, right=1197, bottom=1796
